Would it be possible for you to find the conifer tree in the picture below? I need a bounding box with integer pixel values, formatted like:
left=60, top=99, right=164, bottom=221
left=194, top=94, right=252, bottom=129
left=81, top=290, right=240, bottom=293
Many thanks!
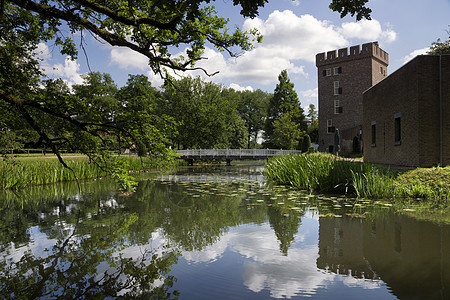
left=264, top=70, right=306, bottom=148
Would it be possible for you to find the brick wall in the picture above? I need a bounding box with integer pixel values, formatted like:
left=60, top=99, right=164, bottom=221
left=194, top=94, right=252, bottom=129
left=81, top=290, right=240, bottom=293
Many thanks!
left=363, top=55, right=450, bottom=167
left=363, top=59, right=420, bottom=166
left=418, top=57, right=440, bottom=167
left=441, top=55, right=450, bottom=166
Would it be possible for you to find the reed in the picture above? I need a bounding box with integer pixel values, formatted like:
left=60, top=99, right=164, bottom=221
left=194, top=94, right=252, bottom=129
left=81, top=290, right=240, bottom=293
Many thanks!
left=265, top=153, right=450, bottom=201
left=0, top=156, right=178, bottom=190
left=265, top=153, right=384, bottom=194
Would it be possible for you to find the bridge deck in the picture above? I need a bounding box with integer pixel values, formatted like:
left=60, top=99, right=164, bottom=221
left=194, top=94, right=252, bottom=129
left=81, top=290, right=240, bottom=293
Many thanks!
left=177, top=149, right=301, bottom=161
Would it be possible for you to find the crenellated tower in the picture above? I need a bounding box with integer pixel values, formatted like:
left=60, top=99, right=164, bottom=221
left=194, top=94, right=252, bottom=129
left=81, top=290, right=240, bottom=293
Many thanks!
left=316, top=42, right=389, bottom=153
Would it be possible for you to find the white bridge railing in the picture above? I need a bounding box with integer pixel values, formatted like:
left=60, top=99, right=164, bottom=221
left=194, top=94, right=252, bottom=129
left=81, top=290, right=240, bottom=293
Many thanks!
left=177, top=149, right=301, bottom=158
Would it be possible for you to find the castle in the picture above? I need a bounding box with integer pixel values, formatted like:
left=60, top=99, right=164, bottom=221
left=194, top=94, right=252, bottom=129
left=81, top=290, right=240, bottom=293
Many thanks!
left=316, top=42, right=389, bottom=153
left=316, top=42, right=450, bottom=167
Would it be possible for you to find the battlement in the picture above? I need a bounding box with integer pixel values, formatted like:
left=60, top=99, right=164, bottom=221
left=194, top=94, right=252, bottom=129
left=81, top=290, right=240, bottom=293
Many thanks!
left=316, top=42, right=389, bottom=67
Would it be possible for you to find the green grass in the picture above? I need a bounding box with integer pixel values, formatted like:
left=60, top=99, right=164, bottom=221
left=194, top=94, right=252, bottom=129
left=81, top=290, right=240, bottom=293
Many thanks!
left=0, top=155, right=178, bottom=189
left=265, top=153, right=450, bottom=204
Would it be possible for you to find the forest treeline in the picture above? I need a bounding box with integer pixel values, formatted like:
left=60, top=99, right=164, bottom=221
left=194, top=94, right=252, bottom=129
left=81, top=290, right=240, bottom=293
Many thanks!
left=1, top=71, right=318, bottom=154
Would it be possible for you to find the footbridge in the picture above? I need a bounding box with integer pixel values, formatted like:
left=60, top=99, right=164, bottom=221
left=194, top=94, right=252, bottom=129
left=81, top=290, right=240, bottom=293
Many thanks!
left=177, top=149, right=301, bottom=165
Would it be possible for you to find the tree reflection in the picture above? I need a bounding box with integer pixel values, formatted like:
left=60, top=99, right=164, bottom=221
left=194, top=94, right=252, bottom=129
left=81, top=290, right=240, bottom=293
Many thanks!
left=0, top=168, right=311, bottom=298
left=267, top=205, right=303, bottom=256
left=0, top=211, right=180, bottom=299
left=143, top=180, right=268, bottom=252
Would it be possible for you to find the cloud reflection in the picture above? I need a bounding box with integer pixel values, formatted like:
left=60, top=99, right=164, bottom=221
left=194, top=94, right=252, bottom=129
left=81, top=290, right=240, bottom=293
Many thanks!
left=180, top=218, right=385, bottom=298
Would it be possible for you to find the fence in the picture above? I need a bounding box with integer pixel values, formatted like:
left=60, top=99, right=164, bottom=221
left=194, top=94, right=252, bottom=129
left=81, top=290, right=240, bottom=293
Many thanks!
left=177, top=149, right=301, bottom=158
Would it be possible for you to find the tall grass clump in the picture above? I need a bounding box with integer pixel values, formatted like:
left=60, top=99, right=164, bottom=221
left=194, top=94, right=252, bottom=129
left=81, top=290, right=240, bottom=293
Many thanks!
left=266, top=153, right=450, bottom=201
left=351, top=169, right=396, bottom=198
left=0, top=155, right=179, bottom=190
left=0, top=157, right=106, bottom=189
left=265, top=153, right=396, bottom=196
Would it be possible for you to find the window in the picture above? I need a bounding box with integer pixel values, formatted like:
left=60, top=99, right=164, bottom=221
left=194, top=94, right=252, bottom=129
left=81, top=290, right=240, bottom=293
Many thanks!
left=323, top=68, right=332, bottom=76
left=334, top=67, right=342, bottom=75
left=334, top=100, right=342, bottom=114
left=371, top=121, right=376, bottom=146
left=394, top=113, right=401, bottom=145
left=334, top=81, right=342, bottom=95
left=327, top=119, right=335, bottom=133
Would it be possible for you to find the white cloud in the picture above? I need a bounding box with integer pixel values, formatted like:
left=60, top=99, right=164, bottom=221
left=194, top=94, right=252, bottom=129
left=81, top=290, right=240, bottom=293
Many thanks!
left=146, top=70, right=165, bottom=89
left=229, top=83, right=254, bottom=91
left=339, top=19, right=397, bottom=43
left=300, top=88, right=318, bottom=108
left=110, top=47, right=149, bottom=70
left=45, top=57, right=84, bottom=85
left=243, top=11, right=348, bottom=63
left=108, top=10, right=397, bottom=89
left=109, top=11, right=348, bottom=87
left=35, top=42, right=84, bottom=86
left=402, top=47, right=430, bottom=64
left=35, top=42, right=52, bottom=60
left=300, top=88, right=318, bottom=99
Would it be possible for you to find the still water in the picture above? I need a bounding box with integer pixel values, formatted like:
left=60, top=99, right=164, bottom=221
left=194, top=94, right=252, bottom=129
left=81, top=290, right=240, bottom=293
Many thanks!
left=0, top=162, right=449, bottom=299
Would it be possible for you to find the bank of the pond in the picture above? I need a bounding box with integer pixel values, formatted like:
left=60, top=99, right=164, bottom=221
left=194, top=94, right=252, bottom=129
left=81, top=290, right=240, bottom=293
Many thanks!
left=0, top=155, right=178, bottom=189
left=265, top=153, right=450, bottom=206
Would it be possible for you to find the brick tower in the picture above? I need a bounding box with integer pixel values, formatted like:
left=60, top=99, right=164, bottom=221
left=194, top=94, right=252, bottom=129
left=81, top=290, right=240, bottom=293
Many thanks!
left=316, top=42, right=389, bottom=153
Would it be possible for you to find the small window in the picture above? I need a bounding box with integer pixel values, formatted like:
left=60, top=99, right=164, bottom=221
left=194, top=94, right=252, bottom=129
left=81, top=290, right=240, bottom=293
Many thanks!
left=371, top=121, right=376, bottom=146
left=334, top=67, right=342, bottom=75
left=394, top=113, right=401, bottom=145
left=334, top=81, right=342, bottom=95
left=327, top=119, right=335, bottom=133
left=334, top=100, right=342, bottom=114
left=328, top=145, right=334, bottom=153
left=323, top=69, right=331, bottom=76
left=380, top=66, right=383, bottom=74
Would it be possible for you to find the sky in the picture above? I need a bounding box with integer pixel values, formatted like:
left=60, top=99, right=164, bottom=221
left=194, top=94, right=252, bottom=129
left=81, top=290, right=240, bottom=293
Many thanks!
left=36, top=0, right=450, bottom=111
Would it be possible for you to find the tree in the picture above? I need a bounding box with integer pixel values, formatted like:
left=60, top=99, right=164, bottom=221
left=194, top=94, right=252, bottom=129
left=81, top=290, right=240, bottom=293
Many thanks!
left=264, top=70, right=306, bottom=148
left=236, top=89, right=270, bottom=148
left=117, top=74, right=177, bottom=156
left=1, top=0, right=372, bottom=171
left=73, top=72, right=119, bottom=124
left=272, top=112, right=302, bottom=150
left=328, top=0, right=372, bottom=21
left=160, top=76, right=246, bottom=149
left=428, top=27, right=450, bottom=54
left=307, top=104, right=318, bottom=123
left=307, top=119, right=319, bottom=144
left=306, top=104, right=319, bottom=144
left=0, top=0, right=263, bottom=173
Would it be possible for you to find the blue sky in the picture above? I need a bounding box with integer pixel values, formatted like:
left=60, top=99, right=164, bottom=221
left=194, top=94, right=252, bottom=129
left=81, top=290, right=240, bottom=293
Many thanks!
left=37, top=0, right=450, bottom=110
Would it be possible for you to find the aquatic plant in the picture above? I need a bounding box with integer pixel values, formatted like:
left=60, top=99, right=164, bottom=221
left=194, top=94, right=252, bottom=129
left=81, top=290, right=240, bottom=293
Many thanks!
left=0, top=155, right=178, bottom=190
left=265, top=153, right=450, bottom=202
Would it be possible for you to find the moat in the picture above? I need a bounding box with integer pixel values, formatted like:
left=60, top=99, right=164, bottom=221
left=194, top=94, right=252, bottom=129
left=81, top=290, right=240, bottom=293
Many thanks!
left=0, top=162, right=449, bottom=299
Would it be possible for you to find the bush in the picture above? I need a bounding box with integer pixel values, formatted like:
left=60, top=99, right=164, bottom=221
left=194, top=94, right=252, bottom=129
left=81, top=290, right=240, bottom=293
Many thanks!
left=301, top=134, right=311, bottom=153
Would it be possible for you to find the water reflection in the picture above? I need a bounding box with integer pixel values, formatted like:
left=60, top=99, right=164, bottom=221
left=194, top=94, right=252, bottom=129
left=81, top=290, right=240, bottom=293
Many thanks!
left=0, top=164, right=449, bottom=299
left=317, top=214, right=450, bottom=299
